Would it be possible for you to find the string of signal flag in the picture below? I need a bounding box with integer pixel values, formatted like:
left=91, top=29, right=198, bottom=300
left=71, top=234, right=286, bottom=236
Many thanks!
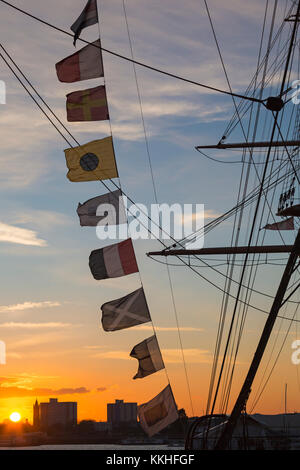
left=0, top=0, right=270, bottom=106
left=55, top=0, right=179, bottom=437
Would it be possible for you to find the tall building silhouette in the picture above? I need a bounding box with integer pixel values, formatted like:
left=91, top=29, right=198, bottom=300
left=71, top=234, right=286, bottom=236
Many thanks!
left=33, top=399, right=40, bottom=429
left=107, top=399, right=137, bottom=424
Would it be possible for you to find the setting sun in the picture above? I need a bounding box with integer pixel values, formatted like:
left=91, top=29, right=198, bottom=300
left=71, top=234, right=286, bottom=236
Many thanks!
left=9, top=412, right=21, bottom=423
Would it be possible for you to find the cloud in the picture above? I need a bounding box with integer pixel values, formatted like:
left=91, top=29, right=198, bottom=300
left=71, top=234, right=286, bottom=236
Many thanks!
left=0, top=322, right=74, bottom=329
left=17, top=373, right=59, bottom=379
left=111, top=97, right=221, bottom=120
left=0, top=0, right=264, bottom=190
left=53, top=387, right=89, bottom=395
left=0, top=301, right=61, bottom=313
left=96, top=387, right=107, bottom=392
left=91, top=348, right=211, bottom=364
left=131, top=326, right=204, bottom=332
left=9, top=333, right=66, bottom=350
left=0, top=222, right=47, bottom=246
left=107, top=96, right=230, bottom=142
left=0, top=376, right=36, bottom=388
left=5, top=352, right=22, bottom=359
left=11, top=210, right=72, bottom=231
left=0, top=374, right=68, bottom=389
left=92, top=351, right=129, bottom=360
left=0, top=376, right=21, bottom=385
left=0, top=108, right=53, bottom=189
left=205, top=209, right=223, bottom=219
left=162, top=348, right=212, bottom=363
left=0, top=386, right=90, bottom=399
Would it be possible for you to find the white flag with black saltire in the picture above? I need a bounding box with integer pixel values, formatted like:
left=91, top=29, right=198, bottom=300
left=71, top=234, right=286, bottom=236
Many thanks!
left=130, top=335, right=164, bottom=379
left=101, top=287, right=151, bottom=332
left=138, top=385, right=178, bottom=437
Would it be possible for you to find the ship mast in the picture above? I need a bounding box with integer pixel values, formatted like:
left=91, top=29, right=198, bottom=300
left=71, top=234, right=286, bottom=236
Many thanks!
left=215, top=0, right=300, bottom=449
left=214, top=230, right=300, bottom=448
left=148, top=0, right=300, bottom=450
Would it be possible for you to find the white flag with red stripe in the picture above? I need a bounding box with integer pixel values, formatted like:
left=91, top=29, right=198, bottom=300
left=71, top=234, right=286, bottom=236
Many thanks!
left=264, top=217, right=294, bottom=230
left=89, top=239, right=138, bottom=280
left=56, top=40, right=103, bottom=83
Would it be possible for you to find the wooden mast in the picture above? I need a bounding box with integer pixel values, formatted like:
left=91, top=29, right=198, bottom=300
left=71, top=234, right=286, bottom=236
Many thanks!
left=148, top=245, right=295, bottom=256
left=195, top=140, right=300, bottom=150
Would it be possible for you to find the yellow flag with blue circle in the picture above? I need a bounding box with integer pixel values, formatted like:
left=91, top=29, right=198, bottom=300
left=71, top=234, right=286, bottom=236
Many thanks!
left=64, top=137, right=118, bottom=182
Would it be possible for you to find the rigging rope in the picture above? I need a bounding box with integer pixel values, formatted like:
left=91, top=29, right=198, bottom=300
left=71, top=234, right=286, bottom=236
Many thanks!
left=206, top=0, right=300, bottom=416
left=2, top=37, right=298, bottom=310
left=121, top=0, right=194, bottom=415
left=3, top=35, right=296, bottom=308
left=1, top=6, right=300, bottom=417
left=0, top=0, right=265, bottom=106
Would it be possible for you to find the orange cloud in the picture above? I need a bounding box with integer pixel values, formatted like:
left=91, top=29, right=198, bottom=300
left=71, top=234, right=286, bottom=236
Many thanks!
left=0, top=301, right=60, bottom=313
left=0, top=386, right=90, bottom=398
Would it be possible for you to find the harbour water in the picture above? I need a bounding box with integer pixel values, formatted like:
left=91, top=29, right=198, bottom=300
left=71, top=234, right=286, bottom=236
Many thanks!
left=0, top=444, right=184, bottom=450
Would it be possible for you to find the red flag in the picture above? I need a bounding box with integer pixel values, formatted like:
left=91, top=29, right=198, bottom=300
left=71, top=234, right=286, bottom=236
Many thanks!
left=66, top=85, right=109, bottom=122
left=264, top=217, right=294, bottom=231
left=56, top=40, right=103, bottom=83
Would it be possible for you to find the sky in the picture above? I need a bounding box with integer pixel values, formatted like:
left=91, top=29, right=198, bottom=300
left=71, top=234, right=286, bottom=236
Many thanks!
left=0, top=0, right=299, bottom=425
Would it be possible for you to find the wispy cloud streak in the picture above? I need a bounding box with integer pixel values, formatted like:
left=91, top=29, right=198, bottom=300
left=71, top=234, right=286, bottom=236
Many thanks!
left=0, top=322, right=73, bottom=329
left=0, top=222, right=47, bottom=246
left=0, top=301, right=61, bottom=313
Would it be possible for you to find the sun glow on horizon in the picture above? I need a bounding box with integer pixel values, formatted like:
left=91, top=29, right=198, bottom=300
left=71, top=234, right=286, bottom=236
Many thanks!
left=9, top=412, right=21, bottom=423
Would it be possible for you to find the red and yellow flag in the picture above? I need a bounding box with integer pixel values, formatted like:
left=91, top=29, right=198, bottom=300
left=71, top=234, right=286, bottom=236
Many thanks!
left=66, top=85, right=109, bottom=122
